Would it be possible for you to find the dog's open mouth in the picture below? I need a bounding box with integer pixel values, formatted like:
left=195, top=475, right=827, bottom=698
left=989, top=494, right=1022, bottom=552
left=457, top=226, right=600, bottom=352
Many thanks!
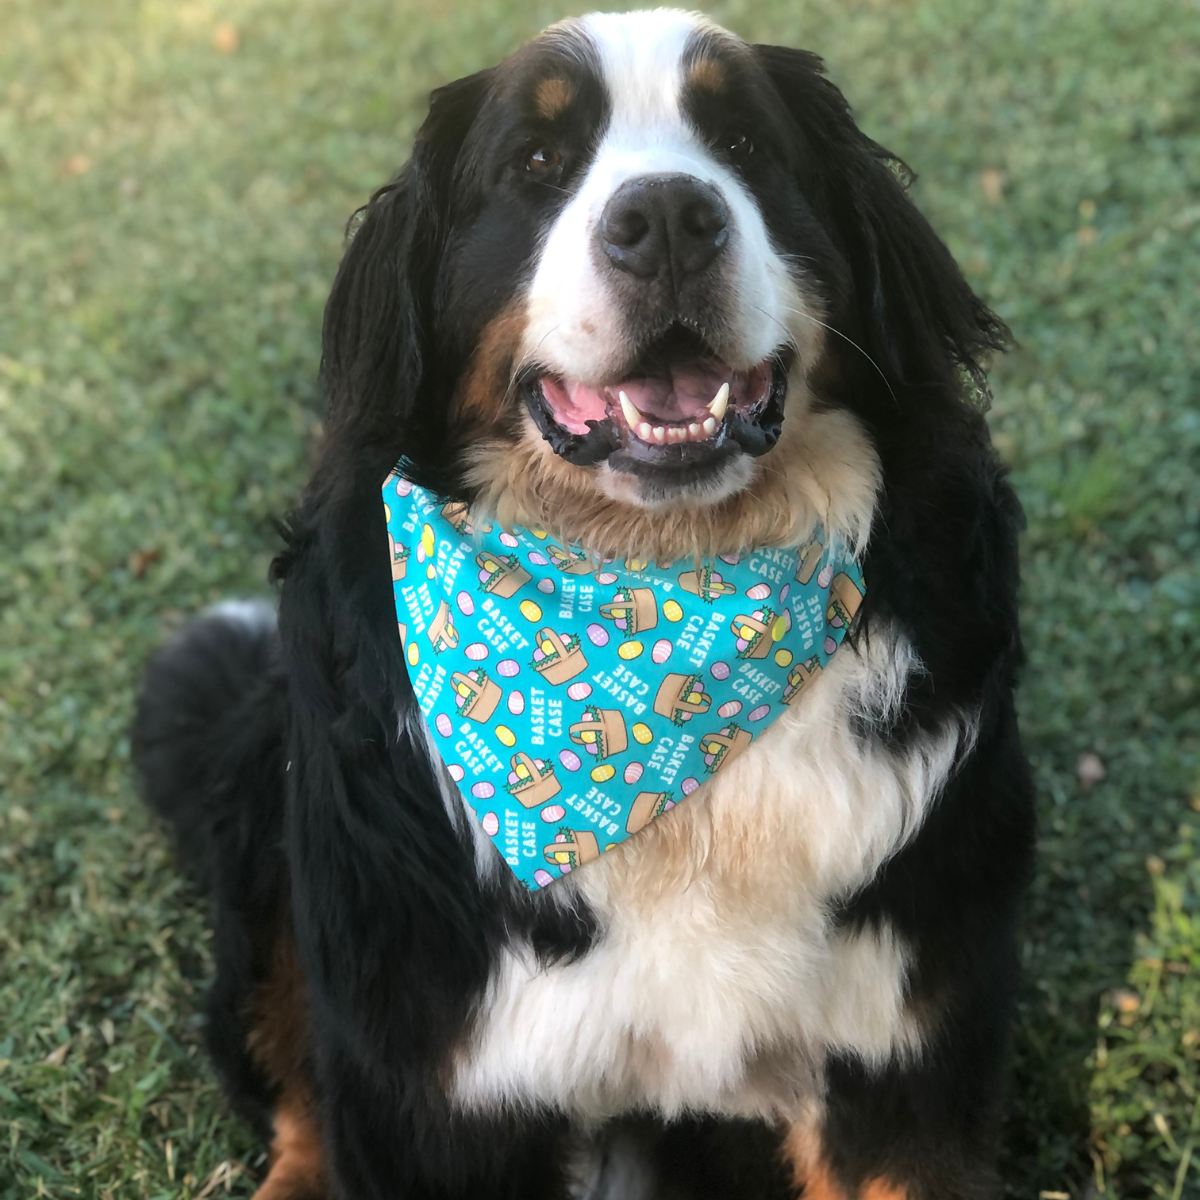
left=520, top=327, right=790, bottom=472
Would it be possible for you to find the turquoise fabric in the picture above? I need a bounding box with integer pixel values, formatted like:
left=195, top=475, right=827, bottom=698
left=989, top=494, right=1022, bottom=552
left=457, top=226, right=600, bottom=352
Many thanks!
left=383, top=473, right=866, bottom=891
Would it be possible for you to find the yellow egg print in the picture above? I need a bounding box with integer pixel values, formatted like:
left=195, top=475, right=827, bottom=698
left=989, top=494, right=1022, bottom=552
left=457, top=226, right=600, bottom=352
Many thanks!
left=663, top=599, right=684, bottom=622
left=426, top=564, right=437, bottom=580
left=617, top=640, right=644, bottom=660
left=774, top=648, right=793, bottom=668
left=530, top=528, right=548, bottom=540
left=632, top=722, right=653, bottom=745
left=771, top=615, right=788, bottom=641
left=384, top=503, right=391, bottom=522
left=496, top=725, right=517, bottom=748
left=407, top=642, right=420, bottom=667
left=591, top=764, right=616, bottom=783
left=420, top=523, right=435, bottom=557
left=519, top=599, right=543, bottom=622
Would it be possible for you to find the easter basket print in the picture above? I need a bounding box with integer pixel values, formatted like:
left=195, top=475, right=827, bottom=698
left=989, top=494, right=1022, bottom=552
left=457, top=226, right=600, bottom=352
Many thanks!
left=625, top=791, right=676, bottom=834
left=530, top=627, right=588, bottom=685
left=427, top=600, right=459, bottom=653
left=544, top=827, right=600, bottom=868
left=700, top=723, right=754, bottom=774
left=476, top=551, right=531, bottom=598
left=389, top=533, right=409, bottom=581
left=451, top=669, right=502, bottom=721
left=599, top=587, right=658, bottom=637
left=505, top=752, right=562, bottom=808
left=827, top=572, right=865, bottom=630
left=795, top=537, right=824, bottom=585
left=568, top=707, right=628, bottom=762
left=678, top=565, right=737, bottom=602
left=548, top=543, right=594, bottom=574
left=730, top=608, right=779, bottom=660
left=781, top=657, right=823, bottom=705
left=652, top=672, right=712, bottom=725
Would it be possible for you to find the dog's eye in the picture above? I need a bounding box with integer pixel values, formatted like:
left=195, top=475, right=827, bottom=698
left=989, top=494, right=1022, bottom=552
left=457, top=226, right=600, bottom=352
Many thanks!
left=526, top=145, right=562, bottom=175
left=723, top=131, right=754, bottom=157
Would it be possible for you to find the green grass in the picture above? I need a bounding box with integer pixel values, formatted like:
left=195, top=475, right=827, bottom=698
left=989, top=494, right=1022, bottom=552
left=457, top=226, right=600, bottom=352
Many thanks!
left=0, top=0, right=1197, bottom=1195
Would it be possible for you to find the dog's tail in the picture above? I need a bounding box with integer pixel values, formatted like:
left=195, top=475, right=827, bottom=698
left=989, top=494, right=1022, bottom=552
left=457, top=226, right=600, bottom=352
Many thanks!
left=132, top=600, right=289, bottom=898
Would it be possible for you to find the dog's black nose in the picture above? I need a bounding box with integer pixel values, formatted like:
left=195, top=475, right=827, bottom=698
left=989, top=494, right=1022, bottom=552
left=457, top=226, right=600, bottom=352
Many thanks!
left=600, top=175, right=729, bottom=281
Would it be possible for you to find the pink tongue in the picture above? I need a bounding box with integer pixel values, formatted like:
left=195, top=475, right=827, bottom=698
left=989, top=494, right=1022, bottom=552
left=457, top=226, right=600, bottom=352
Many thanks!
left=619, top=364, right=729, bottom=422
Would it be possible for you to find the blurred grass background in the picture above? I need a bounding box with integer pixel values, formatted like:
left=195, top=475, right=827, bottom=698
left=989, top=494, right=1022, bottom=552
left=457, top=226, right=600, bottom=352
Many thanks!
left=0, top=0, right=1197, bottom=1195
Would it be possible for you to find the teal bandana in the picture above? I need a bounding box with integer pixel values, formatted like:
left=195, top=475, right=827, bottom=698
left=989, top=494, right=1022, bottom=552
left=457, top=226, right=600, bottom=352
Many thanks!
left=383, top=473, right=866, bottom=891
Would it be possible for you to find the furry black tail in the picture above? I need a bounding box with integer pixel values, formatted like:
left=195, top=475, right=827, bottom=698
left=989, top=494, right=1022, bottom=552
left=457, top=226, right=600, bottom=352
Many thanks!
left=132, top=599, right=291, bottom=1133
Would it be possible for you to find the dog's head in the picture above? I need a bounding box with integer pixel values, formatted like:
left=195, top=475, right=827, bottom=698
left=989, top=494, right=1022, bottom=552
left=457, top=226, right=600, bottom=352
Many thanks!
left=320, top=10, right=1005, bottom=556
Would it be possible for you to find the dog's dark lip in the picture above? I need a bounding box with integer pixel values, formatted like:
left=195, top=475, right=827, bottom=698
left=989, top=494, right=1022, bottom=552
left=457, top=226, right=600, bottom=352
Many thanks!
left=519, top=349, right=792, bottom=471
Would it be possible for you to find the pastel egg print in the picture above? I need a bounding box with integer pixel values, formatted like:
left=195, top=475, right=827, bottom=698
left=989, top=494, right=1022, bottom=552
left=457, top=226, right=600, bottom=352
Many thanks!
left=779, top=583, right=790, bottom=606
left=507, top=690, right=525, bottom=716
left=717, top=700, right=742, bottom=719
left=623, top=761, right=644, bottom=785
left=471, top=782, right=495, bottom=800
left=464, top=642, right=488, bottom=661
left=392, top=476, right=413, bottom=497
left=519, top=599, right=543, bottom=622
left=537, top=577, right=556, bottom=594
left=527, top=550, right=550, bottom=566
left=496, top=659, right=520, bottom=677
left=566, top=681, right=593, bottom=702
left=434, top=713, right=453, bottom=737
left=818, top=563, right=834, bottom=588
left=632, top=722, right=654, bottom=745
left=586, top=622, right=610, bottom=647
left=662, top=599, right=684, bottom=622
left=591, top=764, right=616, bottom=783
left=681, top=777, right=699, bottom=796
left=496, top=725, right=517, bottom=747
left=710, top=660, right=730, bottom=681
left=541, top=804, right=566, bottom=823
left=618, top=640, right=643, bottom=660
left=407, top=642, right=420, bottom=667
left=499, top=531, right=519, bottom=548
left=558, top=749, right=582, bottom=772
left=596, top=572, right=618, bottom=585
left=447, top=764, right=465, bottom=782
left=651, top=638, right=673, bottom=664
left=481, top=812, right=500, bottom=837
left=745, top=582, right=772, bottom=601
left=533, top=869, right=555, bottom=887
left=421, top=523, right=435, bottom=558
left=825, top=635, right=838, bottom=654
left=456, top=591, right=475, bottom=617
left=748, top=704, right=771, bottom=722
left=775, top=649, right=793, bottom=668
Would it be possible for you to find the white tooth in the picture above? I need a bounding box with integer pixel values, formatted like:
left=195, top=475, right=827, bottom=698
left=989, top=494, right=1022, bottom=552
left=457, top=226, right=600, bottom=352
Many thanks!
left=618, top=390, right=642, bottom=429
left=672, top=427, right=687, bottom=442
left=702, top=416, right=717, bottom=436
left=688, top=423, right=702, bottom=438
left=652, top=426, right=666, bottom=444
left=708, top=382, right=729, bottom=421
left=637, top=421, right=653, bottom=441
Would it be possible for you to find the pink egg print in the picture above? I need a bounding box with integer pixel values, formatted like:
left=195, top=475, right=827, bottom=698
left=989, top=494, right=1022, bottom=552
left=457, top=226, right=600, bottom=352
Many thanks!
left=499, top=531, right=519, bottom=548
left=415, top=543, right=426, bottom=564
left=710, top=660, right=731, bottom=681
left=623, top=761, right=644, bottom=785
left=528, top=551, right=549, bottom=566
left=507, top=690, right=525, bottom=715
left=818, top=564, right=834, bottom=589
left=779, top=583, right=790, bottom=605
left=717, top=700, right=742, bottom=719
left=824, top=635, right=838, bottom=655
left=566, top=681, right=592, bottom=701
left=448, top=764, right=465, bottom=782
left=719, top=552, right=740, bottom=565
left=471, top=782, right=495, bottom=800
left=681, top=777, right=699, bottom=795
left=394, top=477, right=413, bottom=496
left=746, top=582, right=772, bottom=601
left=586, top=623, right=610, bottom=647
left=496, top=658, right=520, bottom=677
left=596, top=572, right=618, bottom=585
left=651, top=638, right=673, bottom=664
left=748, top=704, right=770, bottom=722
left=464, top=642, right=488, bottom=661
left=456, top=591, right=475, bottom=616
left=434, top=713, right=453, bottom=737
left=534, top=868, right=555, bottom=886
left=541, top=804, right=566, bottom=823
left=558, top=749, right=582, bottom=772
left=481, top=812, right=499, bottom=837
left=537, top=577, right=556, bottom=594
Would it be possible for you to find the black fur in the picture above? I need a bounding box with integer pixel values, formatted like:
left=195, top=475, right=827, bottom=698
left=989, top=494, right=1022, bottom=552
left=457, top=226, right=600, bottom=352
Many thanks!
left=134, top=20, right=1035, bottom=1200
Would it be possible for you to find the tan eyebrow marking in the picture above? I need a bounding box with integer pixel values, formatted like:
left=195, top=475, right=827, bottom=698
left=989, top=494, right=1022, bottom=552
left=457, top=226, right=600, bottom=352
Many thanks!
left=535, top=77, right=574, bottom=120
left=688, top=57, right=726, bottom=92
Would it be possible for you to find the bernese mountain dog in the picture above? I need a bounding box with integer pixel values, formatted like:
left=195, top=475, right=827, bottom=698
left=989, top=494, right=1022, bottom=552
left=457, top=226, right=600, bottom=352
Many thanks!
left=133, top=10, right=1036, bottom=1199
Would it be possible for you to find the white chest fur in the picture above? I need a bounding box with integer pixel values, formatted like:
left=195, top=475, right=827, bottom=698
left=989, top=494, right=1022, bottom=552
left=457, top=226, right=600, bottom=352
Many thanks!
left=447, top=625, right=975, bottom=1122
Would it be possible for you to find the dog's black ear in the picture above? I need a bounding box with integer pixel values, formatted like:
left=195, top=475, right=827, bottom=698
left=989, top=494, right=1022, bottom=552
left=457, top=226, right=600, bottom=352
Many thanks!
left=319, top=70, right=492, bottom=486
left=754, top=46, right=1009, bottom=396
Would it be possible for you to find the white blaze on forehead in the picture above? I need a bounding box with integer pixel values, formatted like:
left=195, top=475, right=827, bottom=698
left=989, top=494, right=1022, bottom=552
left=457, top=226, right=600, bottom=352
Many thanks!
left=520, top=9, right=807, bottom=388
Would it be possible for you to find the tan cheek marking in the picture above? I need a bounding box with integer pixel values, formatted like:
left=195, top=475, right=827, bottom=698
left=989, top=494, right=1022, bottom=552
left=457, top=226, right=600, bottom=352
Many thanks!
left=453, top=302, right=529, bottom=427
left=535, top=77, right=573, bottom=120
left=251, top=1096, right=326, bottom=1200
left=784, top=1123, right=850, bottom=1200
left=688, top=57, right=726, bottom=93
